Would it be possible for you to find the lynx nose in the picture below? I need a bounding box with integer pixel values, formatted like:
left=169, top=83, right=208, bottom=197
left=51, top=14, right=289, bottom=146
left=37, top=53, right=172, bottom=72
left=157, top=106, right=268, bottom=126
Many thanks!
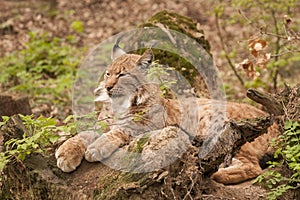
left=106, top=86, right=113, bottom=91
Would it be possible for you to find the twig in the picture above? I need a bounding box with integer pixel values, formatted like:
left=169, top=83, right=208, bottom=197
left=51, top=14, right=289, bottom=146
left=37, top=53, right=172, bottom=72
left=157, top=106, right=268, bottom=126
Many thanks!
left=215, top=13, right=244, bottom=87
left=260, top=31, right=287, bottom=39
left=239, top=10, right=288, bottom=39
left=156, top=23, right=177, bottom=46
left=238, top=9, right=252, bottom=26
left=270, top=9, right=281, bottom=91
left=160, top=179, right=169, bottom=199
left=183, top=174, right=198, bottom=200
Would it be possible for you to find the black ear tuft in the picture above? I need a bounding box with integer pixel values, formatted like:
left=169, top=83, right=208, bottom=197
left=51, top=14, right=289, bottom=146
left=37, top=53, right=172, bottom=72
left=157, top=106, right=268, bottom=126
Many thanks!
left=111, top=36, right=126, bottom=60
left=137, top=49, right=154, bottom=69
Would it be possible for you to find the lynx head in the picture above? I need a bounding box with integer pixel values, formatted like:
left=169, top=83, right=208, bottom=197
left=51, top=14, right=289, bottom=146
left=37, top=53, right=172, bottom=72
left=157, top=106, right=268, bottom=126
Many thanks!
left=94, top=40, right=155, bottom=113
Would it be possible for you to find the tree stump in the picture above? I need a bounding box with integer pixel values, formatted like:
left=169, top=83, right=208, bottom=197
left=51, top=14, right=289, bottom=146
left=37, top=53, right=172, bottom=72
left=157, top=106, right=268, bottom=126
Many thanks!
left=0, top=94, right=32, bottom=118
left=138, top=10, right=213, bottom=98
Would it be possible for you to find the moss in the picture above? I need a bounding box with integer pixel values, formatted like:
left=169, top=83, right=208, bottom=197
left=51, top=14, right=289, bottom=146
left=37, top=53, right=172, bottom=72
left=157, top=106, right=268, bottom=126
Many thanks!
left=94, top=171, right=150, bottom=200
left=138, top=10, right=212, bottom=97
left=94, top=135, right=153, bottom=199
left=135, top=135, right=150, bottom=153
left=140, top=10, right=211, bottom=53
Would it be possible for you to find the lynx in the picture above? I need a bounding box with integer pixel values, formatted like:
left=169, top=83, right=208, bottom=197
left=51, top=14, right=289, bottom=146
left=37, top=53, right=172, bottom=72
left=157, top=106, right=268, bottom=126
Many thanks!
left=55, top=42, right=279, bottom=184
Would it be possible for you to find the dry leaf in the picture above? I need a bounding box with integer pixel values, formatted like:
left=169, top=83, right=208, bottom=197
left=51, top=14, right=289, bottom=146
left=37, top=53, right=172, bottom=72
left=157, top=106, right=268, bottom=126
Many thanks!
left=256, top=53, right=271, bottom=69
left=248, top=38, right=267, bottom=58
left=254, top=42, right=263, bottom=51
left=235, top=58, right=252, bottom=69
left=250, top=49, right=258, bottom=58
left=284, top=15, right=292, bottom=25
left=236, top=59, right=259, bottom=79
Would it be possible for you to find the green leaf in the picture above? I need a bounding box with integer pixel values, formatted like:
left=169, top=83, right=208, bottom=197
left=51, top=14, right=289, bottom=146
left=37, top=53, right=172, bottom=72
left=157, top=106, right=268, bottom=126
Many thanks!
left=284, top=120, right=293, bottom=130
left=70, top=20, right=84, bottom=33
left=63, top=115, right=74, bottom=123
left=49, top=134, right=60, bottom=144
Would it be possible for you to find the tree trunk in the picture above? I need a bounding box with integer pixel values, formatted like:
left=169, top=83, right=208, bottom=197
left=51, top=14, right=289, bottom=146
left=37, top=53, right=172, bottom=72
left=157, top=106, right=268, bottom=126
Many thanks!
left=0, top=94, right=31, bottom=118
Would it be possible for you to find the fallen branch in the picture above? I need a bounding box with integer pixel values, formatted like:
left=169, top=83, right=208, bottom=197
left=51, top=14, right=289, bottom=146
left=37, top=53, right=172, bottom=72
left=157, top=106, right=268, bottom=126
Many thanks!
left=198, top=116, right=274, bottom=176
left=247, top=88, right=284, bottom=115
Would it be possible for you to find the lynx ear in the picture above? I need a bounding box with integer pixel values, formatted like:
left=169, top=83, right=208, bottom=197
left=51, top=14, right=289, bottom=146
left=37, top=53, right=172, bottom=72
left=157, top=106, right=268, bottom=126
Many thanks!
left=111, top=37, right=126, bottom=60
left=137, top=49, right=154, bottom=69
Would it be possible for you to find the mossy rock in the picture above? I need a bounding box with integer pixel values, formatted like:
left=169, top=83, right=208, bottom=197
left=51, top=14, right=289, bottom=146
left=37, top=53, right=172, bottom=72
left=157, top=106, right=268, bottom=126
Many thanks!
left=142, top=10, right=211, bottom=54
left=139, top=10, right=213, bottom=97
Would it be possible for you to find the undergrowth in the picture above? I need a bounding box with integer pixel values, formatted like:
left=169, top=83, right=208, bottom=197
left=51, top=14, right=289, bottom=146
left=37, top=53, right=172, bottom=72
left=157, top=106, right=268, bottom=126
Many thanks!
left=214, top=0, right=300, bottom=94
left=0, top=114, right=76, bottom=175
left=0, top=31, right=84, bottom=116
left=253, top=120, right=300, bottom=200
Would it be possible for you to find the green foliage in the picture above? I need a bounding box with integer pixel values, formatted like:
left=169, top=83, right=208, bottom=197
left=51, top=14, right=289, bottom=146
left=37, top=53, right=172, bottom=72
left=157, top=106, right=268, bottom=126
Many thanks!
left=253, top=120, right=300, bottom=200
left=0, top=116, right=9, bottom=127
left=0, top=31, right=84, bottom=110
left=135, top=135, right=150, bottom=153
left=133, top=110, right=147, bottom=123
left=0, top=115, right=56, bottom=172
left=214, top=0, right=300, bottom=91
left=147, top=61, right=177, bottom=97
left=98, top=121, right=107, bottom=132
left=70, top=20, right=84, bottom=33
left=57, top=114, right=77, bottom=136
left=0, top=114, right=77, bottom=174
left=244, top=77, right=265, bottom=89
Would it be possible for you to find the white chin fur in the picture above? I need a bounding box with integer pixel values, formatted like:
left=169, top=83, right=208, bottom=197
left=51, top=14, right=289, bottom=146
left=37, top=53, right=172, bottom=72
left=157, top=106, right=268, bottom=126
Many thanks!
left=94, top=94, right=111, bottom=103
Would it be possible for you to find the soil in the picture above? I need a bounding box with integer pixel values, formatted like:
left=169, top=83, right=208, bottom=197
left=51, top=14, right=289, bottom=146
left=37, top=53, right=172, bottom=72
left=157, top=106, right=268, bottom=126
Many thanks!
left=0, top=0, right=220, bottom=65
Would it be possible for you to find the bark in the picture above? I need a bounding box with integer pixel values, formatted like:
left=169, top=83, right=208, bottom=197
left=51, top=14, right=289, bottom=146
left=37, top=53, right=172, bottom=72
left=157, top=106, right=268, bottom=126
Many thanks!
left=246, top=88, right=284, bottom=116
left=198, top=116, right=274, bottom=176
left=0, top=94, right=32, bottom=118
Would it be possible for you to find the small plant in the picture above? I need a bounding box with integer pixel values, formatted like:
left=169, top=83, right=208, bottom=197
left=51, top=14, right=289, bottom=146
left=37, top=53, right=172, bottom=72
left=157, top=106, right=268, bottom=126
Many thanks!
left=70, top=20, right=84, bottom=33
left=135, top=135, right=150, bottom=153
left=0, top=114, right=77, bottom=173
left=253, top=120, right=300, bottom=200
left=0, top=31, right=84, bottom=117
left=133, top=110, right=147, bottom=123
left=0, top=115, right=57, bottom=174
left=147, top=61, right=177, bottom=97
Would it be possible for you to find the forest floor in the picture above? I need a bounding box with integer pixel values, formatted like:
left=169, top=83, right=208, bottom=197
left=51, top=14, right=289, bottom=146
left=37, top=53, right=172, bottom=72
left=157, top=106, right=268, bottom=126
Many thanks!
left=0, top=0, right=299, bottom=199
left=2, top=0, right=299, bottom=98
left=0, top=0, right=243, bottom=96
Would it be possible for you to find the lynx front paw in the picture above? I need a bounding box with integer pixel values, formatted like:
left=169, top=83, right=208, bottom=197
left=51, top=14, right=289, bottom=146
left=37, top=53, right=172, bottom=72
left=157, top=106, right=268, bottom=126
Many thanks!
left=84, top=147, right=104, bottom=162
left=55, top=137, right=86, bottom=172
left=84, top=137, right=118, bottom=162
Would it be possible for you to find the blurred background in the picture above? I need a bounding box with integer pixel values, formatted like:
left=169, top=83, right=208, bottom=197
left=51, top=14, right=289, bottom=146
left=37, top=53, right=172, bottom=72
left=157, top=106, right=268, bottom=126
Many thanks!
left=1, top=0, right=299, bottom=119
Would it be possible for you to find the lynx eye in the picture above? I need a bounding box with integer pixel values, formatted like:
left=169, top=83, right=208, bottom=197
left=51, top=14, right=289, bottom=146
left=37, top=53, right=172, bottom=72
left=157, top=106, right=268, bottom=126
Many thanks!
left=118, top=73, right=127, bottom=77
left=105, top=71, right=110, bottom=77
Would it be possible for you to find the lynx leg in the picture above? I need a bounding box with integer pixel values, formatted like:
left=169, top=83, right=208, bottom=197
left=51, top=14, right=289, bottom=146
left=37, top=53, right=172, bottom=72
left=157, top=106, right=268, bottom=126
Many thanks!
left=56, top=130, right=100, bottom=172
left=85, top=129, right=130, bottom=162
left=211, top=158, right=263, bottom=184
